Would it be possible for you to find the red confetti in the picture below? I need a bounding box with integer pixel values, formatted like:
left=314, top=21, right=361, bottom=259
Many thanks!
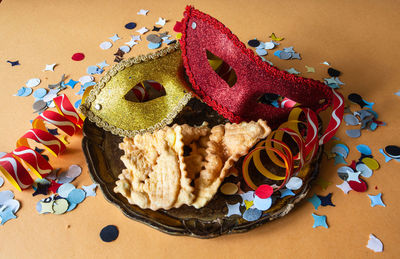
left=173, top=21, right=182, bottom=32
left=348, top=179, right=367, bottom=192
left=49, top=180, right=62, bottom=194
left=349, top=160, right=356, bottom=170
left=255, top=184, right=273, bottom=199
left=71, top=53, right=85, bottom=61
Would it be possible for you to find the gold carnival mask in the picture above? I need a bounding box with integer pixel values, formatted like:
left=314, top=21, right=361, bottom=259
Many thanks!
left=80, top=43, right=192, bottom=137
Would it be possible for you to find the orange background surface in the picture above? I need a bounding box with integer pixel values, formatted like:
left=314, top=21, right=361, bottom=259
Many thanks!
left=0, top=0, right=399, bottom=258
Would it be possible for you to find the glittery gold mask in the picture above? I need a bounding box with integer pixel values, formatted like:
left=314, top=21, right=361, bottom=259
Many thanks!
left=80, top=43, right=192, bottom=137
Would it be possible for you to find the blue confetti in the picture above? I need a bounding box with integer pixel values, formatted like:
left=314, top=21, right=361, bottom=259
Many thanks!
left=280, top=189, right=295, bottom=198
left=148, top=42, right=162, bottom=49
left=312, top=213, right=328, bottom=228
left=242, top=208, right=262, bottom=221
left=256, top=48, right=267, bottom=56
left=74, top=99, right=81, bottom=109
left=125, top=22, right=137, bottom=30
left=7, top=60, right=20, bottom=66
left=273, top=50, right=282, bottom=57
left=67, top=189, right=86, bottom=204
left=308, top=194, right=321, bottom=210
left=368, top=193, right=386, bottom=207
left=356, top=144, right=372, bottom=155
left=65, top=79, right=79, bottom=89
left=33, top=88, right=47, bottom=99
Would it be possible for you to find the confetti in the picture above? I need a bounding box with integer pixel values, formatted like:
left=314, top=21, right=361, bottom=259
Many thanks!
left=346, top=129, right=361, bottom=138
left=152, top=26, right=161, bottom=32
left=336, top=181, right=352, bottom=194
left=285, top=68, right=300, bottom=75
left=33, top=88, right=47, bottom=99
left=43, top=63, right=56, bottom=72
left=1, top=199, right=20, bottom=214
left=285, top=177, right=303, bottom=190
left=305, top=65, right=315, bottom=73
left=348, top=93, right=374, bottom=109
left=253, top=196, right=272, bottom=211
left=244, top=200, right=254, bottom=210
left=79, top=75, right=94, bottom=85
left=71, top=53, right=85, bottom=61
left=58, top=183, right=75, bottom=198
left=82, top=184, right=97, bottom=197
left=125, top=22, right=137, bottom=30
left=226, top=202, right=241, bottom=217
left=137, top=9, right=149, bottom=16
left=136, top=27, right=149, bottom=35
left=0, top=190, right=14, bottom=204
left=312, top=213, right=328, bottom=228
left=148, top=42, right=161, bottom=49
left=99, top=41, right=112, bottom=50
left=317, top=193, right=335, bottom=207
left=67, top=189, right=86, bottom=204
left=52, top=198, right=69, bottom=214
left=243, top=208, right=262, bottom=221
left=100, top=225, right=119, bottom=242
left=269, top=32, right=284, bottom=41
left=119, top=45, right=131, bottom=53
left=7, top=60, right=20, bottom=66
left=14, top=87, right=33, bottom=97
left=280, top=188, right=295, bottom=198
left=348, top=179, right=368, bottom=192
left=97, top=60, right=109, bottom=69
left=321, top=61, right=330, bottom=66
left=155, top=17, right=167, bottom=26
left=362, top=157, right=379, bottom=170
left=366, top=234, right=383, bottom=252
left=254, top=184, right=273, bottom=199
left=255, top=48, right=267, bottom=56
left=240, top=191, right=254, bottom=206
left=327, top=67, right=341, bottom=77
left=247, top=39, right=260, bottom=47
left=264, top=41, right=275, bottom=50
left=368, top=193, right=385, bottom=207
left=220, top=182, right=238, bottom=195
left=0, top=207, right=17, bottom=225
left=109, top=34, right=120, bottom=42
left=343, top=114, right=360, bottom=126
left=26, top=78, right=41, bottom=88
left=308, top=194, right=321, bottom=210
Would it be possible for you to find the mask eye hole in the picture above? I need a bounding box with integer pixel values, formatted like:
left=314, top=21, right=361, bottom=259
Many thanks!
left=258, top=93, right=297, bottom=109
left=124, top=80, right=166, bottom=102
left=206, top=50, right=237, bottom=87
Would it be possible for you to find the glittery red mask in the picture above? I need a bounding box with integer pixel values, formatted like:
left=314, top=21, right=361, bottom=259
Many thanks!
left=179, top=6, right=333, bottom=128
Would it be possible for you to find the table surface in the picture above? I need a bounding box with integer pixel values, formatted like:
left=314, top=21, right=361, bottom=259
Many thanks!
left=0, top=0, right=399, bottom=258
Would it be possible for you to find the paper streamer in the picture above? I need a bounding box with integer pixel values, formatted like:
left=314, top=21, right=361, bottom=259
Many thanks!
left=12, top=146, right=52, bottom=178
left=0, top=153, right=34, bottom=191
left=242, top=89, right=343, bottom=191
left=0, top=94, right=82, bottom=191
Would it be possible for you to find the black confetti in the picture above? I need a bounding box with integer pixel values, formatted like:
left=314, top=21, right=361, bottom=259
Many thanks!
left=100, top=225, right=119, bottom=242
left=328, top=67, right=341, bottom=77
left=247, top=39, right=260, bottom=48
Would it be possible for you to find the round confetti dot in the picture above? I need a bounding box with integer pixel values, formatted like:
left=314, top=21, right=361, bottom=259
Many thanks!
left=125, top=22, right=137, bottom=30
left=220, top=182, right=238, bottom=195
left=356, top=144, right=372, bottom=156
left=256, top=48, right=267, bottom=56
left=255, top=184, right=273, bottom=199
left=67, top=202, right=77, bottom=212
left=346, top=129, right=361, bottom=138
left=33, top=88, right=47, bottom=99
left=20, top=87, right=33, bottom=97
left=100, top=225, right=119, bottom=242
left=242, top=208, right=262, bottom=221
left=385, top=145, right=400, bottom=158
left=344, top=114, right=360, bottom=126
left=148, top=42, right=161, bottom=49
left=52, top=198, right=69, bottom=215
left=119, top=45, right=131, bottom=53
left=247, top=39, right=260, bottom=48
left=71, top=52, right=85, bottom=61
left=58, top=183, right=76, bottom=198
left=253, top=196, right=272, bottom=211
left=66, top=164, right=82, bottom=178
left=87, top=66, right=99, bottom=75
left=26, top=78, right=41, bottom=88
left=146, top=34, right=162, bottom=43
left=100, top=41, right=113, bottom=50
left=285, top=177, right=303, bottom=190
left=362, top=157, right=380, bottom=170
left=264, top=41, right=275, bottom=50
left=32, top=100, right=47, bottom=112
left=348, top=179, right=367, bottom=192
left=67, top=189, right=86, bottom=204
left=36, top=201, right=43, bottom=213
left=356, top=163, right=373, bottom=178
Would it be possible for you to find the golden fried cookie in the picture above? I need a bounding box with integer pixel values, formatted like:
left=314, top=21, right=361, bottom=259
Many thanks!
left=114, top=120, right=270, bottom=210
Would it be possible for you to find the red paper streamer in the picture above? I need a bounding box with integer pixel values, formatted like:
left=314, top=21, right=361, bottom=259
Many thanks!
left=12, top=146, right=52, bottom=178
left=0, top=153, right=33, bottom=191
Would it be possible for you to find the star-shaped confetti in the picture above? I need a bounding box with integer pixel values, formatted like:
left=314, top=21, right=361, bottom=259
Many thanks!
left=109, top=34, right=120, bottom=42
left=43, top=63, right=56, bottom=72
left=308, top=194, right=321, bottom=210
left=366, top=234, right=383, bottom=252
left=125, top=38, right=139, bottom=48
left=0, top=207, right=17, bottom=225
left=336, top=181, right=352, bottom=194
left=7, top=60, right=20, bottom=66
left=65, top=79, right=78, bottom=89
left=280, top=188, right=295, bottom=198
left=368, top=193, right=386, bottom=207
left=82, top=184, right=97, bottom=197
left=324, top=77, right=337, bottom=85
left=137, top=9, right=149, bottom=15
left=152, top=26, right=162, bottom=32
left=33, top=183, right=50, bottom=196
left=155, top=17, right=166, bottom=26
left=244, top=200, right=254, bottom=210
left=317, top=193, right=335, bottom=207
left=136, top=27, right=149, bottom=35
left=285, top=68, right=300, bottom=75
left=97, top=60, right=109, bottom=69
left=240, top=191, right=254, bottom=205
left=315, top=178, right=331, bottom=189
left=312, top=213, right=328, bottom=228
left=226, top=202, right=241, bottom=217
left=39, top=200, right=54, bottom=214
left=347, top=171, right=361, bottom=183
left=47, top=128, right=59, bottom=135
left=305, top=65, right=315, bottom=73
